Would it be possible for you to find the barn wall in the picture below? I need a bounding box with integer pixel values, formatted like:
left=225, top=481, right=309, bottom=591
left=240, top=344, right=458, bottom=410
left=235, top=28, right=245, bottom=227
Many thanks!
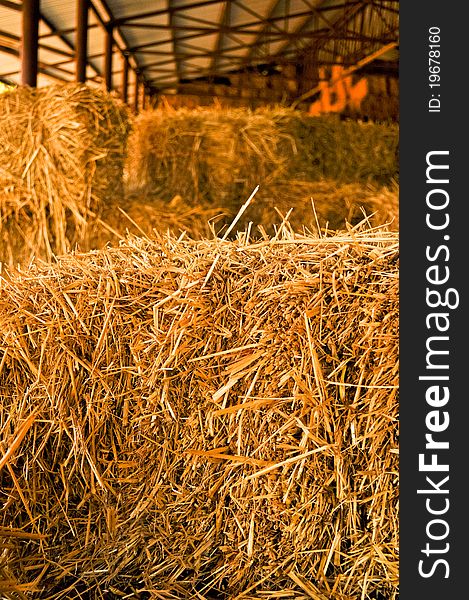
left=155, top=65, right=398, bottom=123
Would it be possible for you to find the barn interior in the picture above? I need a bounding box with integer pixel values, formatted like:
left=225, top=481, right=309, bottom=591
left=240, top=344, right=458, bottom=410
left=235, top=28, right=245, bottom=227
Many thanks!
left=0, top=2, right=399, bottom=599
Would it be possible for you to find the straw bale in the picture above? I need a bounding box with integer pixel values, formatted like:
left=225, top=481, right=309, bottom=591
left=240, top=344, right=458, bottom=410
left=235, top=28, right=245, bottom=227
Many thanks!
left=90, top=190, right=226, bottom=247
left=0, top=84, right=131, bottom=269
left=234, top=179, right=399, bottom=236
left=87, top=179, right=397, bottom=251
left=0, top=226, right=398, bottom=599
left=125, top=107, right=398, bottom=212
left=125, top=108, right=287, bottom=208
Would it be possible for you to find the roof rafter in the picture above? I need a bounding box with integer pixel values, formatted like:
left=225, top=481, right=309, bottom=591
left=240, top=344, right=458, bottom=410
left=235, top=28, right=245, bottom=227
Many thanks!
left=0, top=0, right=398, bottom=98
left=274, top=0, right=369, bottom=60
left=0, top=0, right=20, bottom=10
left=168, top=0, right=183, bottom=86
left=112, top=0, right=224, bottom=26
left=129, top=26, right=381, bottom=55
left=239, top=0, right=285, bottom=66
left=0, top=27, right=74, bottom=58
left=210, top=0, right=229, bottom=71
left=39, top=23, right=99, bottom=40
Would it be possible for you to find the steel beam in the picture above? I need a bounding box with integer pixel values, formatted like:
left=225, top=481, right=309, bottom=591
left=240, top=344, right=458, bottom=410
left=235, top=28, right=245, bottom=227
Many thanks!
left=0, top=28, right=73, bottom=58
left=89, top=0, right=142, bottom=92
left=0, top=0, right=21, bottom=9
left=210, top=0, right=229, bottom=72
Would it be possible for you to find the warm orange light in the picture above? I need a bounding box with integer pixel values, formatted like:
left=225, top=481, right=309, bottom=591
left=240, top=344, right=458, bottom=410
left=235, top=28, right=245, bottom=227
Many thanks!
left=309, top=66, right=368, bottom=116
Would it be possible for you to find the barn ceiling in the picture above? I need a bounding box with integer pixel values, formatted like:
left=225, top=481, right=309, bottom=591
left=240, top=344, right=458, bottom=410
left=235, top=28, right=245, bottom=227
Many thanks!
left=0, top=0, right=399, bottom=100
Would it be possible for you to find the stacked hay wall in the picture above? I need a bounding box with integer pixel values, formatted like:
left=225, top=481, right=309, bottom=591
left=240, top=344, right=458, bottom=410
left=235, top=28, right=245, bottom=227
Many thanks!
left=0, top=84, right=131, bottom=269
left=126, top=108, right=398, bottom=196
left=0, top=229, right=398, bottom=599
left=125, top=107, right=398, bottom=236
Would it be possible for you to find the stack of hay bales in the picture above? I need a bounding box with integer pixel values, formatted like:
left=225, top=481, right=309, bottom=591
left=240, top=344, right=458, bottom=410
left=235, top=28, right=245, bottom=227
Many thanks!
left=0, top=227, right=398, bottom=599
left=0, top=84, right=131, bottom=269
left=125, top=107, right=398, bottom=236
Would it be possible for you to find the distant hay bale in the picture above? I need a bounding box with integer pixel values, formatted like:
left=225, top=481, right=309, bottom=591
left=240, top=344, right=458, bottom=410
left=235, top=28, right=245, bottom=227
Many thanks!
left=91, top=190, right=226, bottom=247
left=91, top=179, right=398, bottom=247
left=236, top=179, right=399, bottom=236
left=0, top=84, right=131, bottom=269
left=0, top=228, right=398, bottom=599
left=125, top=108, right=288, bottom=205
left=125, top=107, right=399, bottom=212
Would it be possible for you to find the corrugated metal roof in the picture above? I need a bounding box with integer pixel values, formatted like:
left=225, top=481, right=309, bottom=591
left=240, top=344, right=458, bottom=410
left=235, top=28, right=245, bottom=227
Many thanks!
left=0, top=0, right=399, bottom=99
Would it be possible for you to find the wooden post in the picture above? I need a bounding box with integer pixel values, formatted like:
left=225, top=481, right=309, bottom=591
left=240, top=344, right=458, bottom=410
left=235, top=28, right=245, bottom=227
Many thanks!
left=76, top=0, right=88, bottom=83
left=21, top=0, right=40, bottom=87
left=134, top=74, right=139, bottom=113
left=104, top=24, right=113, bottom=91
left=122, top=56, right=129, bottom=103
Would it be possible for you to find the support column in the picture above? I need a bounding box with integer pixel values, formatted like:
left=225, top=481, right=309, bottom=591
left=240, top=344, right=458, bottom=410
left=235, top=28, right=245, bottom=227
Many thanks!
left=122, top=56, right=128, bottom=103
left=142, top=86, right=146, bottom=110
left=104, top=24, right=113, bottom=91
left=134, top=74, right=140, bottom=113
left=21, top=0, right=40, bottom=87
left=76, top=0, right=88, bottom=83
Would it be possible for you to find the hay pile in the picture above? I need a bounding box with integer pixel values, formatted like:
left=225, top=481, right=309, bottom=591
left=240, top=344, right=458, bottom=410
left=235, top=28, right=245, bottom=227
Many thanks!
left=0, top=84, right=131, bottom=269
left=0, top=227, right=398, bottom=599
left=125, top=107, right=399, bottom=210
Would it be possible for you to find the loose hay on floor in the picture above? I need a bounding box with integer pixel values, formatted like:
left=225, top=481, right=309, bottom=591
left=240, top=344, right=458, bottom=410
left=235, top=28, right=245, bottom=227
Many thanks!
left=0, top=84, right=131, bottom=269
left=0, top=227, right=399, bottom=599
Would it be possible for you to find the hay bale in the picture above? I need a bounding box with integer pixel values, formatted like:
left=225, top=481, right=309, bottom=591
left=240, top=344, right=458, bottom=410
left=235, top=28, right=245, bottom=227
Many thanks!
left=0, top=84, right=131, bottom=269
left=281, top=114, right=399, bottom=184
left=125, top=107, right=399, bottom=211
left=0, top=227, right=398, bottom=599
left=91, top=190, right=226, bottom=247
left=236, top=179, right=399, bottom=236
left=125, top=108, right=289, bottom=207
left=88, top=179, right=398, bottom=249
